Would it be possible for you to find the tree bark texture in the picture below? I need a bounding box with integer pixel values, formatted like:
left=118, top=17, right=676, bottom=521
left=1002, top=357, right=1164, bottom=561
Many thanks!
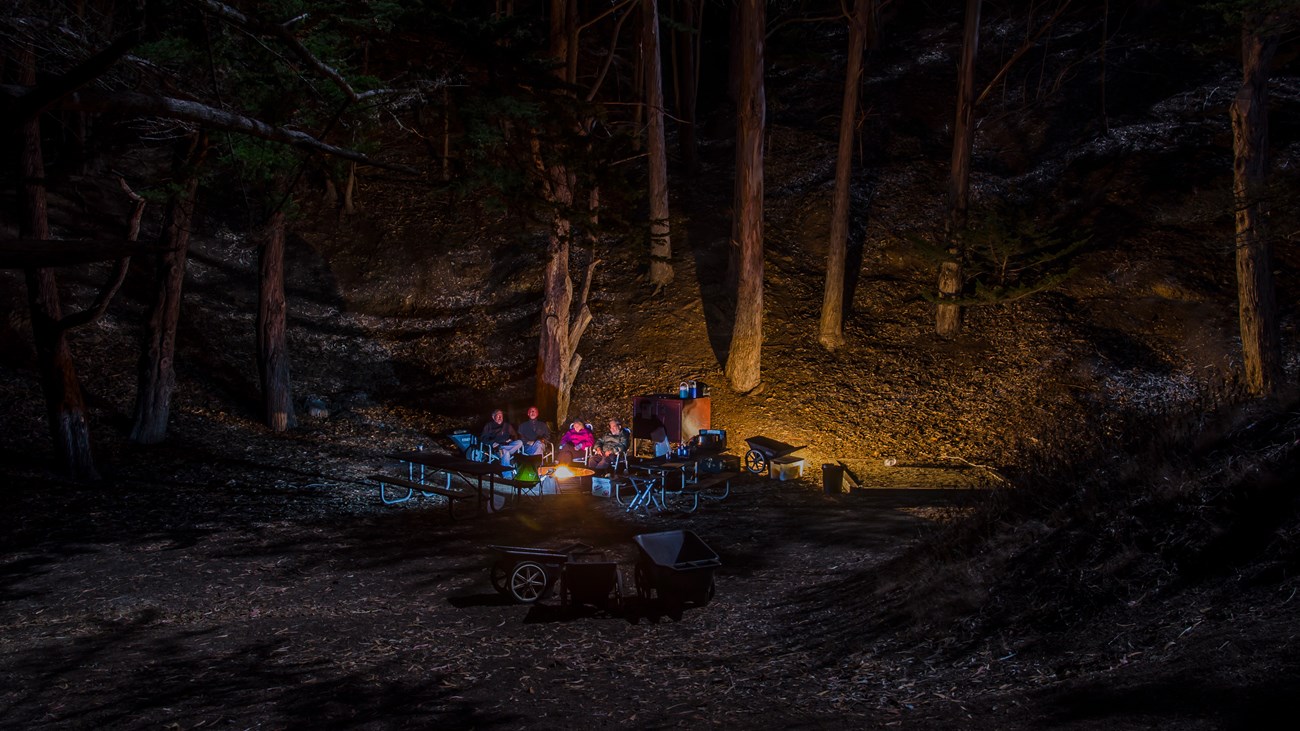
left=645, top=0, right=674, bottom=288
left=1231, top=17, right=1281, bottom=397
left=819, top=0, right=872, bottom=350
left=725, top=0, right=765, bottom=393
left=131, top=132, right=208, bottom=444
left=17, top=47, right=97, bottom=481
left=257, top=209, right=295, bottom=432
left=534, top=0, right=594, bottom=427
left=532, top=144, right=598, bottom=427
left=936, top=0, right=981, bottom=337
left=675, top=0, right=700, bottom=174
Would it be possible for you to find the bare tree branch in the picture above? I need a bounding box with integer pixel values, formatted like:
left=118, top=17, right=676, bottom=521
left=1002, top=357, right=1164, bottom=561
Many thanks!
left=5, top=86, right=419, bottom=174
left=188, top=0, right=359, bottom=102
left=3, top=29, right=141, bottom=126
left=59, top=177, right=145, bottom=330
left=975, top=0, right=1075, bottom=107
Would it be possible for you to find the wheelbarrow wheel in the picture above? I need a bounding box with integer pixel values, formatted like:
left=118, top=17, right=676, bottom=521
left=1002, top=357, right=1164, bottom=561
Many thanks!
left=507, top=561, right=553, bottom=603
left=744, top=450, right=767, bottom=474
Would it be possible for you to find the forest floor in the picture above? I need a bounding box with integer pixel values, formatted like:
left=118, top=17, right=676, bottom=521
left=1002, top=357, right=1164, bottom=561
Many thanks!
left=4, top=19, right=1300, bottom=726
left=2, top=176, right=1296, bottom=728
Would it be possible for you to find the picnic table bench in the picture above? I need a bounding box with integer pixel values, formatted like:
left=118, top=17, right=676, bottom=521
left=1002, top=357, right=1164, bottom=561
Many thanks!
left=369, top=473, right=477, bottom=519
left=381, top=450, right=520, bottom=515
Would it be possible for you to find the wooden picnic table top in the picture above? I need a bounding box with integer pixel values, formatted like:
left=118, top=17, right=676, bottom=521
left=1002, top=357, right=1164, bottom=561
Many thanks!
left=388, top=450, right=511, bottom=476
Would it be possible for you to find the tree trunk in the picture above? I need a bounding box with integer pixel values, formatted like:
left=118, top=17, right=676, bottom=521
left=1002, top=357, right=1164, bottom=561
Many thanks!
left=676, top=0, right=700, bottom=175
left=537, top=206, right=574, bottom=423
left=819, top=0, right=872, bottom=350
left=131, top=132, right=208, bottom=444
left=441, top=85, right=452, bottom=182
left=936, top=0, right=981, bottom=338
left=725, top=0, right=765, bottom=393
left=1231, top=16, right=1281, bottom=397
left=645, top=0, right=674, bottom=289
left=535, top=0, right=596, bottom=428
left=17, top=46, right=97, bottom=480
left=343, top=161, right=357, bottom=215
left=257, top=209, right=295, bottom=432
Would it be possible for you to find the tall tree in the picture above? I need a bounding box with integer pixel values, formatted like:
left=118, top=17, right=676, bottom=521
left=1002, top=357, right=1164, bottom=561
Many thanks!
left=534, top=0, right=598, bottom=426
left=15, top=44, right=98, bottom=480
left=645, top=0, right=674, bottom=289
left=936, top=0, right=981, bottom=337
left=1231, top=7, right=1285, bottom=396
left=130, top=131, right=208, bottom=444
left=725, top=0, right=765, bottom=393
left=258, top=208, right=295, bottom=431
left=819, top=0, right=873, bottom=350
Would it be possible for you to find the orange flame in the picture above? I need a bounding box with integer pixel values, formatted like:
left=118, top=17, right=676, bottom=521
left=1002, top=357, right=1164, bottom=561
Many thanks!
left=553, top=465, right=574, bottom=479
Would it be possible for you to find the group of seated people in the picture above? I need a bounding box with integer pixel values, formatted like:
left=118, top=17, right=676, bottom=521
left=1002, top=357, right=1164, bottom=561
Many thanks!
left=477, top=406, right=631, bottom=474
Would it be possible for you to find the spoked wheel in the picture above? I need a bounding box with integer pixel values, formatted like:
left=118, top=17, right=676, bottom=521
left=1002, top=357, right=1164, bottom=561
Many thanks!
left=744, top=450, right=767, bottom=475
left=508, top=561, right=552, bottom=603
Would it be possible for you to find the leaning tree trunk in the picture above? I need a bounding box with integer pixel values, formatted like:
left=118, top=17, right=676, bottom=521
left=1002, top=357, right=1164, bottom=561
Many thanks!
left=725, top=0, right=765, bottom=393
left=936, top=0, right=981, bottom=337
left=257, top=209, right=295, bottom=432
left=645, top=0, right=674, bottom=289
left=819, top=0, right=872, bottom=350
left=131, top=131, right=208, bottom=444
left=17, top=47, right=97, bottom=480
left=1231, top=15, right=1282, bottom=397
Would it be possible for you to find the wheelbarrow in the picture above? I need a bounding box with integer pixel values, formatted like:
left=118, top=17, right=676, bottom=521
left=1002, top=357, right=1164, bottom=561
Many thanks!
left=487, top=542, right=622, bottom=609
left=742, top=436, right=808, bottom=476
left=632, top=530, right=720, bottom=611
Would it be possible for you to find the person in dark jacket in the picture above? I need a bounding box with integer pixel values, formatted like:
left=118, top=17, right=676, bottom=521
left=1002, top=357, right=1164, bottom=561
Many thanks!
left=589, top=418, right=629, bottom=470
left=517, top=405, right=552, bottom=458
left=480, top=409, right=523, bottom=467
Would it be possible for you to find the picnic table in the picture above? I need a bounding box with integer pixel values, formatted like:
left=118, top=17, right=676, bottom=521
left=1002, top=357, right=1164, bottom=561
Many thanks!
left=621, top=457, right=736, bottom=514
left=377, top=450, right=533, bottom=515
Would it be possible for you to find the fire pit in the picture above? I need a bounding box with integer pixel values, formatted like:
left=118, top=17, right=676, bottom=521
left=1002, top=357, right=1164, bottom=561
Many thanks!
left=539, top=465, right=596, bottom=494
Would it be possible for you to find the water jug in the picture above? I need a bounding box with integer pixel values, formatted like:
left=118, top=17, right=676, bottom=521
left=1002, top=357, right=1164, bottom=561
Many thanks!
left=687, top=380, right=699, bottom=398
left=678, top=381, right=690, bottom=399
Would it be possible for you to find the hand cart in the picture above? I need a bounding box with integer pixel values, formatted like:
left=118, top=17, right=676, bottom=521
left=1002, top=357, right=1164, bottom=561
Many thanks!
left=742, top=436, right=808, bottom=476
left=487, top=542, right=622, bottom=609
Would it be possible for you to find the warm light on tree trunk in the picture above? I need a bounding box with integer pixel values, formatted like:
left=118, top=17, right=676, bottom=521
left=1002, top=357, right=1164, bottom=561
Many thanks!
left=726, top=0, right=765, bottom=393
left=819, top=0, right=872, bottom=350
left=937, top=0, right=981, bottom=338
left=1231, top=14, right=1282, bottom=397
left=645, top=0, right=674, bottom=289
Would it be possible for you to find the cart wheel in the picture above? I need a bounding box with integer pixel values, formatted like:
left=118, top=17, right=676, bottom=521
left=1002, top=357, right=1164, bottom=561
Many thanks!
left=507, top=561, right=552, bottom=603
left=744, top=450, right=767, bottom=474
left=490, top=562, right=509, bottom=595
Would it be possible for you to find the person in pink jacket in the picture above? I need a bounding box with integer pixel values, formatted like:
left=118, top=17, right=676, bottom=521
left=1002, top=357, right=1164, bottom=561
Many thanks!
left=557, top=419, right=595, bottom=465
